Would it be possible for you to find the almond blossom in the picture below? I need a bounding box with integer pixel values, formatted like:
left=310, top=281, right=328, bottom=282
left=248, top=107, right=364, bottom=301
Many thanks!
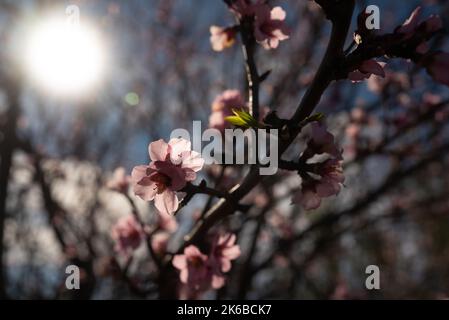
left=131, top=138, right=204, bottom=215
left=210, top=26, right=237, bottom=52
left=292, top=185, right=322, bottom=211
left=395, top=7, right=442, bottom=55
left=151, top=232, right=170, bottom=255
left=107, top=167, right=130, bottom=194
left=111, top=215, right=144, bottom=255
left=292, top=159, right=345, bottom=211
left=208, top=90, right=246, bottom=131
left=172, top=234, right=241, bottom=294
left=209, top=233, right=241, bottom=276
left=229, top=0, right=289, bottom=50
left=395, top=7, right=442, bottom=39
left=348, top=60, right=385, bottom=83
left=303, top=122, right=342, bottom=159
left=292, top=122, right=345, bottom=210
left=172, top=245, right=214, bottom=292
left=157, top=211, right=178, bottom=233
left=315, top=158, right=345, bottom=197
left=253, top=6, right=290, bottom=49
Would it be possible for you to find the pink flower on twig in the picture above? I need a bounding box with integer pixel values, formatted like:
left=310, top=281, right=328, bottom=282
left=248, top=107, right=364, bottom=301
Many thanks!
left=209, top=90, right=246, bottom=131
left=210, top=26, right=237, bottom=51
left=291, top=122, right=345, bottom=210
left=396, top=7, right=442, bottom=38
left=151, top=232, right=170, bottom=255
left=111, top=215, right=144, bottom=255
left=132, top=138, right=204, bottom=215
left=395, top=7, right=442, bottom=55
left=348, top=60, right=385, bottom=83
left=253, top=6, right=290, bottom=49
left=292, top=186, right=322, bottom=211
left=315, top=158, right=345, bottom=197
left=172, top=245, right=213, bottom=292
left=157, top=211, right=178, bottom=233
left=229, top=0, right=289, bottom=50
left=292, top=159, right=345, bottom=211
left=172, top=233, right=241, bottom=294
left=303, top=122, right=342, bottom=159
left=209, top=233, right=241, bottom=277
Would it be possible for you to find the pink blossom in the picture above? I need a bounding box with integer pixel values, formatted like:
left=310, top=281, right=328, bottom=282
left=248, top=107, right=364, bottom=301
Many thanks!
left=395, top=7, right=442, bottom=56
left=425, top=52, right=449, bottom=87
left=151, top=232, right=170, bottom=255
left=212, top=89, right=245, bottom=112
left=292, top=159, right=344, bottom=211
left=209, top=233, right=241, bottom=274
left=111, top=215, right=144, bottom=254
left=304, top=122, right=342, bottom=159
left=348, top=60, right=385, bottom=83
left=230, top=1, right=289, bottom=49
left=293, top=122, right=345, bottom=210
left=315, top=159, right=345, bottom=197
left=172, top=235, right=240, bottom=293
left=292, top=187, right=322, bottom=211
left=107, top=167, right=130, bottom=193
left=209, top=90, right=246, bottom=131
left=253, top=6, right=290, bottom=49
left=172, top=245, right=212, bottom=292
left=157, top=212, right=178, bottom=233
left=132, top=138, right=204, bottom=215
left=209, top=110, right=230, bottom=132
left=396, top=7, right=442, bottom=37
left=210, top=26, right=237, bottom=52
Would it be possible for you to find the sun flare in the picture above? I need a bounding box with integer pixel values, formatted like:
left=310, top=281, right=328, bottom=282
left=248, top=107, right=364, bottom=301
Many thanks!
left=24, top=18, right=105, bottom=96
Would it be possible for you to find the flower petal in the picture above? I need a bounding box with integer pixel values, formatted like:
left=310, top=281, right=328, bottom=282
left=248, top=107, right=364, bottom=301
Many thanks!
left=149, top=139, right=169, bottom=161
left=154, top=191, right=179, bottom=215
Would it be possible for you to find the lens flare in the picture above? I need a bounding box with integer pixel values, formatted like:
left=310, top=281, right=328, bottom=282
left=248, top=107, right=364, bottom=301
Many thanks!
left=25, top=18, right=105, bottom=96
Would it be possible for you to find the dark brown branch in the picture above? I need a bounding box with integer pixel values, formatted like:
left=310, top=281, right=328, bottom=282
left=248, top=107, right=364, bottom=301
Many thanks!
left=0, top=82, right=20, bottom=299
left=240, top=17, right=260, bottom=120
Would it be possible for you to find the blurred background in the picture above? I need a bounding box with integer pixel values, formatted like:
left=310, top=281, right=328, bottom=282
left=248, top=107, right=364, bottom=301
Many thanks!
left=0, top=0, right=449, bottom=299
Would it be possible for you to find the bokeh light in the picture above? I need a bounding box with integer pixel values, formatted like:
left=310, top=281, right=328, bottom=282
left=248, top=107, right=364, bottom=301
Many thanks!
left=24, top=17, right=105, bottom=96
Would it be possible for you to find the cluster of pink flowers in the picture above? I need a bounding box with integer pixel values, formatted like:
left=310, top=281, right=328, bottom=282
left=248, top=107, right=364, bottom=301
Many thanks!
left=131, top=138, right=204, bottom=215
left=394, top=7, right=448, bottom=86
left=395, top=6, right=442, bottom=46
left=210, top=0, right=290, bottom=51
left=208, top=89, right=246, bottom=131
left=292, top=122, right=345, bottom=210
left=111, top=215, right=144, bottom=255
left=172, top=233, right=241, bottom=296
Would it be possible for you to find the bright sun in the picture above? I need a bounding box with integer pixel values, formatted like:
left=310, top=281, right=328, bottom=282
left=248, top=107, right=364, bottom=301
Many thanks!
left=25, top=18, right=105, bottom=96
